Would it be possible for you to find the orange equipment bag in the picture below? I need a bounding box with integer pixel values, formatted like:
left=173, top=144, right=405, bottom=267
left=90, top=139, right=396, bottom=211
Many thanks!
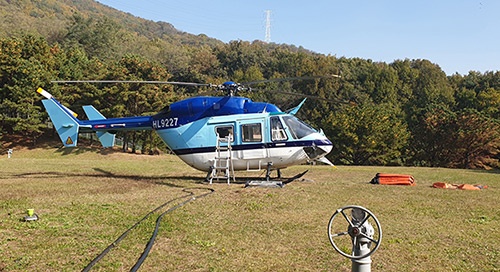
left=432, top=182, right=487, bottom=190
left=370, top=173, right=416, bottom=186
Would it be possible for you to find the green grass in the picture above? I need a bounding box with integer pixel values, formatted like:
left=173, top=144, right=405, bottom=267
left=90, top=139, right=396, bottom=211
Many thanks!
left=0, top=147, right=499, bottom=271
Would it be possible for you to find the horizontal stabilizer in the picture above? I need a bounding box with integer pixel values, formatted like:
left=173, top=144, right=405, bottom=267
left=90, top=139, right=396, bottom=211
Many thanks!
left=83, top=105, right=116, bottom=148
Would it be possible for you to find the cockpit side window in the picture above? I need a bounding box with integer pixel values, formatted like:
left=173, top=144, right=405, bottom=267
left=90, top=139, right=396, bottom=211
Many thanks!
left=270, top=116, right=288, bottom=141
left=215, top=125, right=234, bottom=142
left=241, top=123, right=262, bottom=142
left=282, top=116, right=317, bottom=139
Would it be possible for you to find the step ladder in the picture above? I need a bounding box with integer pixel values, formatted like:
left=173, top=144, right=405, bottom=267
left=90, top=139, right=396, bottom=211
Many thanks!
left=209, top=134, right=235, bottom=184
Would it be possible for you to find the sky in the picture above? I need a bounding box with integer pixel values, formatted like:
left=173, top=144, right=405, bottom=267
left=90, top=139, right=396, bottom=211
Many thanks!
left=96, top=0, right=500, bottom=75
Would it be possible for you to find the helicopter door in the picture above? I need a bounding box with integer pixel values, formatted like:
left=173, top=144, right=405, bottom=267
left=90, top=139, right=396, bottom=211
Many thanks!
left=238, top=121, right=267, bottom=169
left=268, top=116, right=296, bottom=166
left=270, top=116, right=288, bottom=141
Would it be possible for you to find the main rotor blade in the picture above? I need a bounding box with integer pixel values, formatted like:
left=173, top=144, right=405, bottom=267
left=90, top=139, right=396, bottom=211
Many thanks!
left=51, top=80, right=212, bottom=87
left=250, top=88, right=349, bottom=104
left=242, top=75, right=340, bottom=86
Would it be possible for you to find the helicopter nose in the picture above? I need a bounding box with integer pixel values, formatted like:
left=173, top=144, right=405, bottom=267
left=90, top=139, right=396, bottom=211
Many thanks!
left=303, top=138, right=333, bottom=160
left=308, top=139, right=334, bottom=166
left=318, top=141, right=333, bottom=154
left=317, top=129, right=332, bottom=148
left=317, top=141, right=333, bottom=159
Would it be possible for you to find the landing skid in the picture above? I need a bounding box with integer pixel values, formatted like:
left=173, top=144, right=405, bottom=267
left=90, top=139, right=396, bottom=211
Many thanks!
left=245, top=170, right=309, bottom=188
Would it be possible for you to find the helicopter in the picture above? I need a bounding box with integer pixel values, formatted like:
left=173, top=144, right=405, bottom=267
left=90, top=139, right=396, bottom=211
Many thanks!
left=37, top=79, right=335, bottom=184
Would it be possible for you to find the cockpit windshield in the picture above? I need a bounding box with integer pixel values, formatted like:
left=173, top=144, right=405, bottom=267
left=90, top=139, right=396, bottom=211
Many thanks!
left=282, top=115, right=317, bottom=139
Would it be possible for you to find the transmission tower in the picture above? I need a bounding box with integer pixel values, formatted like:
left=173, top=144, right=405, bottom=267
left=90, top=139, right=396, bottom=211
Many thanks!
left=264, top=10, right=271, bottom=43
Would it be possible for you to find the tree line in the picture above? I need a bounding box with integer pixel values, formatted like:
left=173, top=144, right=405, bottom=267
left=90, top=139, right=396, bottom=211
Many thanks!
left=0, top=17, right=499, bottom=169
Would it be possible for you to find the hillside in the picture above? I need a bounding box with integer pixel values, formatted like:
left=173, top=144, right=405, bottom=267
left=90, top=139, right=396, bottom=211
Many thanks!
left=0, top=0, right=222, bottom=48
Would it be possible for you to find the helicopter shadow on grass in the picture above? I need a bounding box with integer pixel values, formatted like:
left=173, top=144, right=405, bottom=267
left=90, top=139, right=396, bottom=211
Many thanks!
left=10, top=164, right=307, bottom=188
left=10, top=168, right=291, bottom=187
left=90, top=168, right=267, bottom=186
left=10, top=169, right=209, bottom=189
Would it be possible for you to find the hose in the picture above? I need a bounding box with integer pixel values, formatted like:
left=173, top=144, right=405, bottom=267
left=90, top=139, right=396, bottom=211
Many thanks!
left=82, top=187, right=215, bottom=272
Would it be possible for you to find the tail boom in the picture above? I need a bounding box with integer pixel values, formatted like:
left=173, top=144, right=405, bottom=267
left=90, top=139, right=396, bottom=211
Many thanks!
left=38, top=88, right=153, bottom=148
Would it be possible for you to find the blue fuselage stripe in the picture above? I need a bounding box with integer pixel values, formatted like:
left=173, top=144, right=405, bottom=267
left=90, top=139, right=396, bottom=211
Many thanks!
left=172, top=139, right=332, bottom=155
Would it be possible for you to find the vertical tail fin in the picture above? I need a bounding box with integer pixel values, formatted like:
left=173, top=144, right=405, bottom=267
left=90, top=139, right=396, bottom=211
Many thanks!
left=37, top=88, right=80, bottom=147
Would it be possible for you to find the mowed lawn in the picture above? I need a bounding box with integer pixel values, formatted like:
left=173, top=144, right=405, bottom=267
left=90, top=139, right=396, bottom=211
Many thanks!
left=0, top=147, right=498, bottom=271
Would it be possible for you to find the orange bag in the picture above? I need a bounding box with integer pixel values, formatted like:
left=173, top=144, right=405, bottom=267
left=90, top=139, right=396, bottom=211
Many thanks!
left=370, top=173, right=416, bottom=186
left=432, top=182, right=456, bottom=189
left=432, top=182, right=487, bottom=190
left=457, top=184, right=480, bottom=190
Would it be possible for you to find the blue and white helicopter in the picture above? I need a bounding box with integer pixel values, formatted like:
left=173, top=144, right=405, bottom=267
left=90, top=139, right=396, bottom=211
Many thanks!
left=37, top=80, right=334, bottom=184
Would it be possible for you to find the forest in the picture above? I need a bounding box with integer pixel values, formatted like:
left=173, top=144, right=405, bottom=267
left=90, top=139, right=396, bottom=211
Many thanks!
left=0, top=0, right=499, bottom=169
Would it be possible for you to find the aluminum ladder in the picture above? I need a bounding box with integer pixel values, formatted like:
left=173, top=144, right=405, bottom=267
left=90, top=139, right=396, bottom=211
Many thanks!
left=210, top=134, right=235, bottom=184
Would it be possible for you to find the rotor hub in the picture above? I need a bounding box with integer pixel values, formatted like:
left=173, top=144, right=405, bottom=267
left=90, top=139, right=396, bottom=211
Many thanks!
left=218, top=81, right=249, bottom=96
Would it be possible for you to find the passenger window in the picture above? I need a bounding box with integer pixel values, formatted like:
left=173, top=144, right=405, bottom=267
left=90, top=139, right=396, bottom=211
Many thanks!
left=215, top=126, right=234, bottom=141
left=271, top=116, right=288, bottom=141
left=241, top=123, right=262, bottom=142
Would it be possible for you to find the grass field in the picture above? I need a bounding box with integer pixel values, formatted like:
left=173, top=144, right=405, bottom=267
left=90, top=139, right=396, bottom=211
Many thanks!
left=0, top=147, right=499, bottom=271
